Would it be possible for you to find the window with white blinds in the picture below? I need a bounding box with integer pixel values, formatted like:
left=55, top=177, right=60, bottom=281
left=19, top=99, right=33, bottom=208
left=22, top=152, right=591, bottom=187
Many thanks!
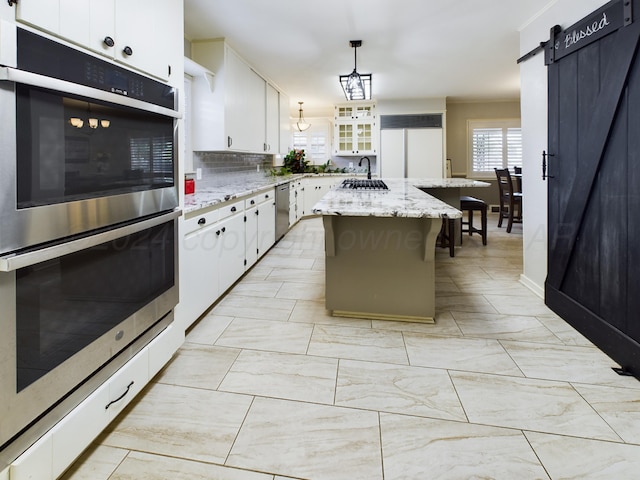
left=292, top=129, right=328, bottom=163
left=468, top=119, right=522, bottom=178
left=130, top=135, right=173, bottom=182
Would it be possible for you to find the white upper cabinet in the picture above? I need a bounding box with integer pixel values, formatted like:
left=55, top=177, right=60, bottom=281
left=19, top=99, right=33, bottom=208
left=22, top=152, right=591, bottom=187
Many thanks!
left=279, top=91, right=291, bottom=154
left=191, top=41, right=256, bottom=151
left=15, top=0, right=182, bottom=81
left=265, top=83, right=279, bottom=153
left=190, top=39, right=289, bottom=154
left=333, top=101, right=377, bottom=156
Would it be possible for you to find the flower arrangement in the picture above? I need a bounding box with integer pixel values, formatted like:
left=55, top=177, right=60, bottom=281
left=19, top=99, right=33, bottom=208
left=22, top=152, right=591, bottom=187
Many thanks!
left=282, top=149, right=308, bottom=174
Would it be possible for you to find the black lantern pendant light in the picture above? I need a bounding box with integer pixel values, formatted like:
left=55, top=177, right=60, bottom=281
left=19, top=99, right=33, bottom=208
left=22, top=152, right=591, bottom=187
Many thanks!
left=339, top=40, right=372, bottom=101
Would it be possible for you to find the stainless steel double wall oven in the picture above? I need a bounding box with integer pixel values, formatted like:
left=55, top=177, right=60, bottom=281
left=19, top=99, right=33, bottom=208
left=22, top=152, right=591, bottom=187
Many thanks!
left=0, top=26, right=180, bottom=454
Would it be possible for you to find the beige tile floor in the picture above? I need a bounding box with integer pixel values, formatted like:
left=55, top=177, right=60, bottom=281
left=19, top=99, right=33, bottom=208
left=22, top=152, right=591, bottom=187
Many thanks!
left=62, top=214, right=640, bottom=480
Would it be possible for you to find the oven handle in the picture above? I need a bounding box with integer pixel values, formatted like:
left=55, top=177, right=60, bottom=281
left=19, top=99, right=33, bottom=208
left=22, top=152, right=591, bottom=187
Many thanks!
left=0, top=210, right=181, bottom=272
left=0, top=66, right=181, bottom=119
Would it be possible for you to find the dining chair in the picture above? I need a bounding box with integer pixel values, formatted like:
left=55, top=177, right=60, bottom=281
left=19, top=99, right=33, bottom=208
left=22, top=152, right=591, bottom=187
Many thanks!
left=513, top=165, right=522, bottom=193
left=495, top=168, right=523, bottom=233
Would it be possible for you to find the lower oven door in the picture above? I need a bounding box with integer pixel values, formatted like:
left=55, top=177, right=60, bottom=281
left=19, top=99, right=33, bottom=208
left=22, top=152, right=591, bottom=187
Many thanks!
left=0, top=209, right=179, bottom=448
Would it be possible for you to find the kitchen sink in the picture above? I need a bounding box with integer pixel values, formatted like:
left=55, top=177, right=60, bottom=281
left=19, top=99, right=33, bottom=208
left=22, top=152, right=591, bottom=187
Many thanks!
left=339, top=179, right=388, bottom=190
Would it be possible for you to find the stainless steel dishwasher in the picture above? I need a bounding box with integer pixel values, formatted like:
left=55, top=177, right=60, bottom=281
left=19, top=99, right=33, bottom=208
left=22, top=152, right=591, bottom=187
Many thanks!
left=275, top=182, right=290, bottom=241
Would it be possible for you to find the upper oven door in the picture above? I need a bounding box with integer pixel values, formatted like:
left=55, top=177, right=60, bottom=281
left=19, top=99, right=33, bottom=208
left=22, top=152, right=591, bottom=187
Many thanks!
left=0, top=29, right=180, bottom=256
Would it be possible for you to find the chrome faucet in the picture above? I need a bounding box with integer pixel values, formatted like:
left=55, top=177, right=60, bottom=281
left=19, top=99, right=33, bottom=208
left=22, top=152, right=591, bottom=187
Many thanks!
left=359, top=156, right=372, bottom=179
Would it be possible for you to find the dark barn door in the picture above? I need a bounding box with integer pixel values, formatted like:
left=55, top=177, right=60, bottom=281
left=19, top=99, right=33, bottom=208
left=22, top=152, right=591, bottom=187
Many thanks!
left=546, top=0, right=640, bottom=377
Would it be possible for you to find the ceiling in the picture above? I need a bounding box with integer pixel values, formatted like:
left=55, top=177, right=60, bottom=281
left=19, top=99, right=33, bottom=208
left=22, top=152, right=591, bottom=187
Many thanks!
left=184, top=0, right=554, bottom=117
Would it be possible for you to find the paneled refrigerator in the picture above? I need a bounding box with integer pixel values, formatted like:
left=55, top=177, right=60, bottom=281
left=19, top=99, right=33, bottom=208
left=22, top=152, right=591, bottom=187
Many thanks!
left=379, top=114, right=444, bottom=178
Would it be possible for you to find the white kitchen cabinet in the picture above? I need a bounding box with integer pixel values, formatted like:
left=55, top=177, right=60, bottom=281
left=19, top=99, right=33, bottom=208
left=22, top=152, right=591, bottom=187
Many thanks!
left=245, top=189, right=275, bottom=268
left=279, top=91, right=291, bottom=155
left=10, top=333, right=168, bottom=480
left=265, top=83, right=280, bottom=153
left=191, top=40, right=267, bottom=152
left=50, top=336, right=153, bottom=478
left=333, top=101, right=377, bottom=156
left=50, top=382, right=110, bottom=478
left=16, top=0, right=182, bottom=81
left=289, top=179, right=304, bottom=227
left=245, top=197, right=259, bottom=269
left=15, top=0, right=60, bottom=36
left=106, top=348, right=149, bottom=421
left=180, top=210, right=221, bottom=328
left=266, top=84, right=290, bottom=155
left=257, top=190, right=276, bottom=259
left=302, top=177, right=341, bottom=216
left=218, top=209, right=247, bottom=293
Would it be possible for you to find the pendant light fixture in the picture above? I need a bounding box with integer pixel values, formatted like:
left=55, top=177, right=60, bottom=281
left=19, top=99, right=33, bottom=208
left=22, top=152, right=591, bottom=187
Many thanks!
left=295, top=101, right=311, bottom=132
left=339, top=40, right=372, bottom=101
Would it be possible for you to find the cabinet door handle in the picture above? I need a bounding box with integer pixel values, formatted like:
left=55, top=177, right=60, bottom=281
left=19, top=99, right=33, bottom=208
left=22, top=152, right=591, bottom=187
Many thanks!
left=255, top=210, right=259, bottom=215
left=228, top=136, right=233, bottom=148
left=221, top=227, right=226, bottom=233
left=216, top=230, right=221, bottom=236
left=105, top=381, right=134, bottom=410
left=103, top=36, right=115, bottom=48
left=123, top=45, right=133, bottom=56
left=197, top=218, right=206, bottom=225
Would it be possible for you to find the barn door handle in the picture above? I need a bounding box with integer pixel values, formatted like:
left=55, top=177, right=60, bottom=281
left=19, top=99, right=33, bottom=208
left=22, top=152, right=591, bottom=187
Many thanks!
left=542, top=151, right=555, bottom=180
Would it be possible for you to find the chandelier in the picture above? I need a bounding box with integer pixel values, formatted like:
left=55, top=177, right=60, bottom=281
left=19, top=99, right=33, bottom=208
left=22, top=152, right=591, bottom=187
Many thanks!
left=339, top=40, right=372, bottom=101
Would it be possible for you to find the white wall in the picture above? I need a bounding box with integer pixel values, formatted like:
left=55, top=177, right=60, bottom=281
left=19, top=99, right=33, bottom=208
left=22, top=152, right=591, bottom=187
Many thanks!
left=519, top=0, right=608, bottom=296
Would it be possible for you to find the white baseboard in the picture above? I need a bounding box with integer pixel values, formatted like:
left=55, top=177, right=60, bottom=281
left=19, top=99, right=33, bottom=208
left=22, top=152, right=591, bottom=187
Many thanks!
left=519, top=274, right=544, bottom=299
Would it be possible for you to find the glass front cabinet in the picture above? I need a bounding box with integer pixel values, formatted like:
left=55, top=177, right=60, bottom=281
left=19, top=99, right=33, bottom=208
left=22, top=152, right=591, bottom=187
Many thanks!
left=333, top=101, right=377, bottom=156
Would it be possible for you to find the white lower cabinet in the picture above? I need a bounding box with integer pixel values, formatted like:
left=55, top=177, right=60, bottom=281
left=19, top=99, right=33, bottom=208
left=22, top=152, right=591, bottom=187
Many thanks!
left=258, top=194, right=276, bottom=260
left=245, top=199, right=259, bottom=269
left=217, top=209, right=247, bottom=294
left=50, top=382, right=110, bottom=478
left=246, top=189, right=276, bottom=270
left=178, top=188, right=279, bottom=329
left=289, top=179, right=304, bottom=227
left=8, top=324, right=182, bottom=480
left=180, top=213, right=221, bottom=327
left=302, top=177, right=341, bottom=216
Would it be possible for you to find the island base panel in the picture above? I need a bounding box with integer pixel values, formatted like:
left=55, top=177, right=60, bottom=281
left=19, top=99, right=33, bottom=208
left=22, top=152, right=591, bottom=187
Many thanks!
left=323, top=216, right=440, bottom=322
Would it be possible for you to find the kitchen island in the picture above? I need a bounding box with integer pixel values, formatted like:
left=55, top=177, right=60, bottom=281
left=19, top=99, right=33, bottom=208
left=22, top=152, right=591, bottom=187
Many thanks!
left=313, top=178, right=487, bottom=323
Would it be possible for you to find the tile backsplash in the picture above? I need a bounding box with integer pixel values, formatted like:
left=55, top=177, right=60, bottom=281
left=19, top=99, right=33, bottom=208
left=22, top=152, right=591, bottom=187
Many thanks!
left=193, top=152, right=273, bottom=179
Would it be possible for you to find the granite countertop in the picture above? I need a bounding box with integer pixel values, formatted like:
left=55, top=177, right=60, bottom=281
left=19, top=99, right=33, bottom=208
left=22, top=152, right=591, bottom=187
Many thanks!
left=183, top=173, right=370, bottom=214
left=312, top=178, right=490, bottom=219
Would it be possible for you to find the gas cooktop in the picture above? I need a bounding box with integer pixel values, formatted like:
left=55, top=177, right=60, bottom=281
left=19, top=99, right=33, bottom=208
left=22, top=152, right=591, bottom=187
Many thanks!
left=339, top=179, right=389, bottom=190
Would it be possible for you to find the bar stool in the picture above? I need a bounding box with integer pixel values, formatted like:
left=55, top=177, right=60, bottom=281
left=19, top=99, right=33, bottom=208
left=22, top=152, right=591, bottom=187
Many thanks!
left=460, top=196, right=487, bottom=245
left=439, top=216, right=456, bottom=257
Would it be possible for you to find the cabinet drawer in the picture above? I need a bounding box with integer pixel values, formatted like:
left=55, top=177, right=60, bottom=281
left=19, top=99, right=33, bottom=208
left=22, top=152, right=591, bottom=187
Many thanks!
left=106, top=349, right=149, bottom=421
left=51, top=382, right=111, bottom=479
left=245, top=189, right=275, bottom=209
left=183, top=209, right=220, bottom=236
left=218, top=199, right=245, bottom=220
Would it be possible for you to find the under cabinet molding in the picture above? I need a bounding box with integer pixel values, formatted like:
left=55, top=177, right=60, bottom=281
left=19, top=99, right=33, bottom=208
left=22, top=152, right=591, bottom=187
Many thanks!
left=184, top=57, right=215, bottom=92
